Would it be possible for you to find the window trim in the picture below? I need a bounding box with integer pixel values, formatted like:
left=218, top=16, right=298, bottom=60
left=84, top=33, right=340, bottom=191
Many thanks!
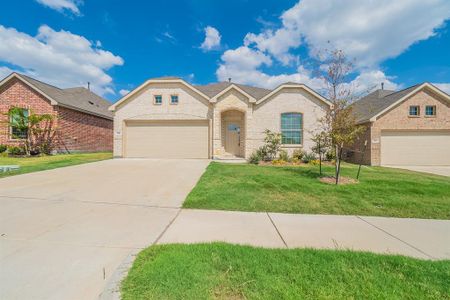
left=153, top=94, right=162, bottom=105
left=280, top=112, right=303, bottom=146
left=424, top=105, right=436, bottom=117
left=408, top=105, right=420, bottom=117
left=170, top=94, right=179, bottom=105
left=9, top=108, right=29, bottom=140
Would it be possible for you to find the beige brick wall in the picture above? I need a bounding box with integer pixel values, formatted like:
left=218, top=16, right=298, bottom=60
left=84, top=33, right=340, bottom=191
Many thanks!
left=251, top=87, right=329, bottom=158
left=113, top=82, right=212, bottom=157
left=113, top=84, right=329, bottom=159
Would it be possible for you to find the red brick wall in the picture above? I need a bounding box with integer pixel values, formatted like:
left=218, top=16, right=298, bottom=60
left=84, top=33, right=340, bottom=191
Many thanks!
left=0, top=77, right=113, bottom=152
left=0, top=78, right=56, bottom=146
left=55, top=106, right=113, bottom=152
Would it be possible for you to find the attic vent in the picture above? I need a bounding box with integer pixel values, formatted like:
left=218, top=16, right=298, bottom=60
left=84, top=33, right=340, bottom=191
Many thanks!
left=88, top=101, right=94, bottom=105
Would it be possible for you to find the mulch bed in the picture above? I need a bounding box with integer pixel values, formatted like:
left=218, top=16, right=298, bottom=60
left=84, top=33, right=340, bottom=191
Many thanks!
left=319, top=176, right=358, bottom=185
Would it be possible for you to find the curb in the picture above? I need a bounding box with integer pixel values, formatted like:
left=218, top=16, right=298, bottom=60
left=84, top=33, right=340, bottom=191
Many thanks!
left=98, top=249, right=140, bottom=300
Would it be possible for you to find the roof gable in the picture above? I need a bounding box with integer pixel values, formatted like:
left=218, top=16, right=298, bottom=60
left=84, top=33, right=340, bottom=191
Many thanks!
left=110, top=78, right=210, bottom=111
left=209, top=84, right=257, bottom=103
left=194, top=82, right=271, bottom=100
left=351, top=83, right=450, bottom=123
left=256, top=83, right=332, bottom=107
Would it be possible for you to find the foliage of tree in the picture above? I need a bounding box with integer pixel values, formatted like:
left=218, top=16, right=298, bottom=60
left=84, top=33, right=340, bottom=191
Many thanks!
left=313, top=49, right=365, bottom=183
left=6, top=107, right=57, bottom=156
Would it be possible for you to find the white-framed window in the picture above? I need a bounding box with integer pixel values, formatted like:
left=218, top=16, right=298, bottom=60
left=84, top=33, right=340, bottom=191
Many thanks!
left=170, top=94, right=179, bottom=105
left=409, top=105, right=420, bottom=116
left=425, top=105, right=436, bottom=116
left=10, top=108, right=29, bottom=139
left=154, top=95, right=162, bottom=105
left=281, top=112, right=303, bottom=144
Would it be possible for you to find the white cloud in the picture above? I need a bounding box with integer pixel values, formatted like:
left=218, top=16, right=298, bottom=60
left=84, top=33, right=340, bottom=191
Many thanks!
left=433, top=83, right=450, bottom=94
left=36, top=0, right=82, bottom=15
left=0, top=24, right=124, bottom=96
left=350, top=70, right=400, bottom=96
left=248, top=0, right=450, bottom=69
left=200, top=26, right=222, bottom=51
left=119, top=89, right=130, bottom=96
left=0, top=66, right=15, bottom=80
left=215, top=0, right=450, bottom=94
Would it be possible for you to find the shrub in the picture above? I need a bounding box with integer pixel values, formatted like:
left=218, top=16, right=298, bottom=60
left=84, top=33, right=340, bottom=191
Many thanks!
left=8, top=146, right=26, bottom=156
left=248, top=151, right=261, bottom=165
left=256, top=146, right=269, bottom=161
left=272, top=159, right=285, bottom=165
left=302, top=152, right=317, bottom=163
left=292, top=149, right=306, bottom=161
left=278, top=150, right=289, bottom=161
left=262, top=129, right=282, bottom=160
left=0, top=144, right=7, bottom=153
left=309, top=159, right=320, bottom=165
left=325, top=151, right=335, bottom=161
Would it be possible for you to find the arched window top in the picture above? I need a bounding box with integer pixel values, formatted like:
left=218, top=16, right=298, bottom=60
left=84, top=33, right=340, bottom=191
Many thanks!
left=281, top=113, right=303, bottom=145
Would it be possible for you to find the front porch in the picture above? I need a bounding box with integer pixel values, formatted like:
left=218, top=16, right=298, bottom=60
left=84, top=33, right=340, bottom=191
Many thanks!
left=213, top=109, right=246, bottom=159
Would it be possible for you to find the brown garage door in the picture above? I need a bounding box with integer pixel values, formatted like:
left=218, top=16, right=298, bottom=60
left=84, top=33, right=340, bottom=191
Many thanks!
left=124, top=120, right=209, bottom=158
left=380, top=130, right=450, bottom=166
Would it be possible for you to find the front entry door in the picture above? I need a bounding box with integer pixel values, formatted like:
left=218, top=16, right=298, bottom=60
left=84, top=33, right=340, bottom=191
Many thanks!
left=225, top=122, right=241, bottom=156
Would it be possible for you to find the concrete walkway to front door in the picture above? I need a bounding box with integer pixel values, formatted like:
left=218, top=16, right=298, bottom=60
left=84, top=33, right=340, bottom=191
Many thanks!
left=158, top=209, right=450, bottom=260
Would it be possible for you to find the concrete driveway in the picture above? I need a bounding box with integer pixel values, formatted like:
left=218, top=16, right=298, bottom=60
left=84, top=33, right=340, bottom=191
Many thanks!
left=387, top=165, right=450, bottom=176
left=0, top=159, right=209, bottom=300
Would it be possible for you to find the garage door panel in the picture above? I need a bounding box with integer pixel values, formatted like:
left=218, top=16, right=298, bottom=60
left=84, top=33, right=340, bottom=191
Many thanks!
left=125, top=121, right=209, bottom=158
left=381, top=131, right=450, bottom=166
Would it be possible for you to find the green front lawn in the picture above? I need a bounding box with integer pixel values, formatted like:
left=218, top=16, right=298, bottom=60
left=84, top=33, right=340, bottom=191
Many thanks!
left=184, top=162, right=450, bottom=219
left=0, top=152, right=112, bottom=178
left=122, top=243, right=450, bottom=300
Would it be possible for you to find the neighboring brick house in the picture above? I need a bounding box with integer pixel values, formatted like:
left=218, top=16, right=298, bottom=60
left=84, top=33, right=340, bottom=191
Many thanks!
left=0, top=72, right=113, bottom=152
left=109, top=77, right=332, bottom=159
left=346, top=83, right=450, bottom=166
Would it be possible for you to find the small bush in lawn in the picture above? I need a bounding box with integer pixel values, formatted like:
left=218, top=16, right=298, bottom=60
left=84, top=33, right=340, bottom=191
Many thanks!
left=0, top=144, right=7, bottom=153
left=292, top=149, right=306, bottom=161
left=248, top=151, right=261, bottom=164
left=8, top=146, right=26, bottom=156
left=302, top=152, right=317, bottom=163
left=278, top=150, right=290, bottom=161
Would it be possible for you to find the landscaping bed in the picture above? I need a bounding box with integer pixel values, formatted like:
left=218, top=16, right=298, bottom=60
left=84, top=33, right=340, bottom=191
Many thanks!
left=122, top=243, right=450, bottom=300
left=183, top=162, right=450, bottom=219
left=0, top=152, right=112, bottom=178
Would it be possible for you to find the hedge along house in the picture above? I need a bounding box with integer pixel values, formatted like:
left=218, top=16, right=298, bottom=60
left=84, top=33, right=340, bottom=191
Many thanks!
left=109, top=77, right=332, bottom=159
left=0, top=73, right=113, bottom=152
left=347, top=83, right=450, bottom=166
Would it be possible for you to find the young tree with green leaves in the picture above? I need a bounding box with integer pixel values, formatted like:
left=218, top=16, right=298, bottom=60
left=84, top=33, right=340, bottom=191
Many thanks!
left=6, top=107, right=57, bottom=156
left=313, top=49, right=365, bottom=184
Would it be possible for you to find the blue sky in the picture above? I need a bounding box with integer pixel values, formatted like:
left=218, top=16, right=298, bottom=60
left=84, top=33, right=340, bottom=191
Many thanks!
left=1, top=0, right=450, bottom=102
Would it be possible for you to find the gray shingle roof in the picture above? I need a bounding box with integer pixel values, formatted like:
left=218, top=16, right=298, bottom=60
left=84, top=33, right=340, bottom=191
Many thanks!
left=14, top=73, right=113, bottom=119
left=194, top=82, right=271, bottom=100
left=351, top=84, right=421, bottom=123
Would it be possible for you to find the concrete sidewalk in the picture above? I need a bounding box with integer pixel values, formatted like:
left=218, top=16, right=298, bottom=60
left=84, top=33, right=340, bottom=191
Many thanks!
left=158, top=209, right=450, bottom=260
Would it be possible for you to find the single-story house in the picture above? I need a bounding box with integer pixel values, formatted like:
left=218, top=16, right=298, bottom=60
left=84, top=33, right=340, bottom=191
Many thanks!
left=0, top=72, right=113, bottom=152
left=347, top=82, right=450, bottom=166
left=109, top=77, right=332, bottom=159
